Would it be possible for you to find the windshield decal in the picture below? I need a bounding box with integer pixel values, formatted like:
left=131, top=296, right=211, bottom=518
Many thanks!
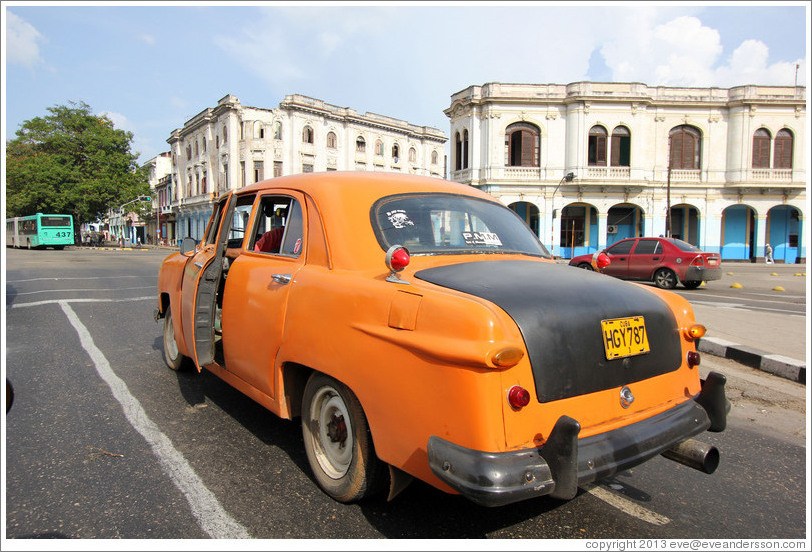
left=462, top=231, right=502, bottom=247
left=387, top=210, right=415, bottom=229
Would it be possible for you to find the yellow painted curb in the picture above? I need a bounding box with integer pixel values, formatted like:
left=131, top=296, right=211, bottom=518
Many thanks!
left=700, top=281, right=706, bottom=287
left=773, top=286, right=786, bottom=292
left=795, top=273, right=803, bottom=277
left=770, top=272, right=779, bottom=276
left=730, top=283, right=743, bottom=289
left=726, top=272, right=735, bottom=276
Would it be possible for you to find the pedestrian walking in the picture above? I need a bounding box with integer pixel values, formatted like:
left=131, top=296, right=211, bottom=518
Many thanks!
left=765, top=243, right=774, bottom=264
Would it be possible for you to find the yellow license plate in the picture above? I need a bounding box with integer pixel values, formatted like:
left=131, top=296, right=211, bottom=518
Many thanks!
left=601, top=316, right=650, bottom=360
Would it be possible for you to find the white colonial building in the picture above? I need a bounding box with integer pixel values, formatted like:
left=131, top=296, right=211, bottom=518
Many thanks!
left=167, top=94, right=447, bottom=242
left=446, top=82, right=807, bottom=263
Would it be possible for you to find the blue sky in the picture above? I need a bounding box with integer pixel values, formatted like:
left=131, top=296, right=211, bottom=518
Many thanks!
left=3, top=2, right=809, bottom=165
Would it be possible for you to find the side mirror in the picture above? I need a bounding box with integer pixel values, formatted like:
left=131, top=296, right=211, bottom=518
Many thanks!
left=180, top=237, right=197, bottom=256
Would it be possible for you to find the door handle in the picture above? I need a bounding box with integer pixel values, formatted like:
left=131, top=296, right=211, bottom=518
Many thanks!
left=271, top=274, right=292, bottom=285
left=653, top=257, right=660, bottom=260
left=194, top=261, right=204, bottom=268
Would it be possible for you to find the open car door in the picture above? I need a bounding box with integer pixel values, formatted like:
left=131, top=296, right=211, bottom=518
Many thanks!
left=180, top=192, right=236, bottom=371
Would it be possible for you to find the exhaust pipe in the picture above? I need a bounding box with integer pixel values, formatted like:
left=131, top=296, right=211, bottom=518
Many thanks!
left=661, top=438, right=719, bottom=474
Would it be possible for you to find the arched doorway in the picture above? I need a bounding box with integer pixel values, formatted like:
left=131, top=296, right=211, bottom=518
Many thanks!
left=721, top=205, right=755, bottom=260
left=669, top=204, right=700, bottom=245
left=559, top=203, right=598, bottom=258
left=509, top=201, right=540, bottom=236
left=767, top=205, right=802, bottom=263
left=607, top=204, right=644, bottom=246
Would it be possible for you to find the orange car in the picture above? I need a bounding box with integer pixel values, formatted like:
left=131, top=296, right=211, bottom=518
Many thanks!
left=156, top=172, right=728, bottom=507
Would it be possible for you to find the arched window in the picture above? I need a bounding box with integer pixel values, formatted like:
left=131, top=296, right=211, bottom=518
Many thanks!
left=409, top=147, right=417, bottom=163
left=273, top=121, right=282, bottom=140
left=668, top=125, right=701, bottom=169
left=462, top=130, right=469, bottom=169
left=326, top=132, right=337, bottom=149
left=752, top=128, right=771, bottom=168
left=431, top=150, right=438, bottom=165
left=375, top=140, right=384, bottom=156
left=222, top=125, right=227, bottom=143
left=505, top=123, right=539, bottom=167
left=303, top=125, right=314, bottom=144
left=774, top=129, right=793, bottom=169
left=454, top=132, right=462, bottom=170
left=588, top=125, right=607, bottom=166
left=254, top=122, right=264, bottom=139
left=201, top=137, right=206, bottom=153
left=356, top=136, right=366, bottom=153
left=611, top=126, right=630, bottom=167
left=392, top=144, right=400, bottom=160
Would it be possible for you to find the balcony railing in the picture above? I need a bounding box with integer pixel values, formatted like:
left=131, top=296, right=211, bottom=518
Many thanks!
left=586, top=166, right=631, bottom=179
left=751, top=169, right=793, bottom=181
left=669, top=169, right=701, bottom=182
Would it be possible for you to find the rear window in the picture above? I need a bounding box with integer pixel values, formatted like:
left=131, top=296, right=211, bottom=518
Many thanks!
left=372, top=193, right=549, bottom=257
left=670, top=239, right=702, bottom=252
left=40, top=216, right=72, bottom=227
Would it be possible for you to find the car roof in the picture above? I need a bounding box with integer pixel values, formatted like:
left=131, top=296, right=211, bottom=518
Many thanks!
left=235, top=172, right=501, bottom=270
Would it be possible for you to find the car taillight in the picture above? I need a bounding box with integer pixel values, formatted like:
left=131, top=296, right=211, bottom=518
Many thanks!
left=507, top=386, right=531, bottom=409
left=592, top=252, right=611, bottom=270
left=687, top=350, right=700, bottom=368
left=690, top=256, right=705, bottom=266
left=387, top=246, right=410, bottom=272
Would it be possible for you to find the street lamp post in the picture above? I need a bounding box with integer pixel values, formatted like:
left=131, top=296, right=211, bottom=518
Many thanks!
left=550, top=172, right=575, bottom=258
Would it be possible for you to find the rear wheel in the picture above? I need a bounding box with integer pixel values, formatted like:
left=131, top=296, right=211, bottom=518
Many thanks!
left=683, top=280, right=702, bottom=289
left=302, top=373, right=386, bottom=503
left=654, top=268, right=677, bottom=289
left=163, top=305, right=187, bottom=370
left=578, top=262, right=594, bottom=271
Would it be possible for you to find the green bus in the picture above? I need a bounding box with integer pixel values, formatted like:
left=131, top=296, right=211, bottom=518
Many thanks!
left=6, top=213, right=74, bottom=250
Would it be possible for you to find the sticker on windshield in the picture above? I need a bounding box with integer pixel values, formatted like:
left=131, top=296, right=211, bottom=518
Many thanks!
left=387, top=210, right=415, bottom=229
left=462, top=231, right=502, bottom=246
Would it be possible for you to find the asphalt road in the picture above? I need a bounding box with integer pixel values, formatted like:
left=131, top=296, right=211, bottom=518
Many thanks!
left=3, top=247, right=807, bottom=541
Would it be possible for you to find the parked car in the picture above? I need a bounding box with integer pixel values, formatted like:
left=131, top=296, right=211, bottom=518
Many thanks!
left=156, top=172, right=727, bottom=507
left=569, top=237, right=722, bottom=289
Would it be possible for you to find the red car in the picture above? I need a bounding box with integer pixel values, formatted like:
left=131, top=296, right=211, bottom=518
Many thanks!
left=569, top=237, right=722, bottom=289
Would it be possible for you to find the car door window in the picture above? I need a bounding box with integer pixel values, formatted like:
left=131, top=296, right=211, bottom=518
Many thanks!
left=605, top=240, right=634, bottom=255
left=633, top=239, right=660, bottom=255
left=251, top=195, right=303, bottom=257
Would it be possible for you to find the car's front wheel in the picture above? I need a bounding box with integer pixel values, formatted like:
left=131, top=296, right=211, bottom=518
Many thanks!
left=654, top=268, right=678, bottom=289
left=683, top=280, right=702, bottom=289
left=162, top=305, right=187, bottom=371
left=302, top=373, right=386, bottom=503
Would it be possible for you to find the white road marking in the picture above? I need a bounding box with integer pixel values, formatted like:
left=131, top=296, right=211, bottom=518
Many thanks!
left=58, top=301, right=250, bottom=539
left=584, top=483, right=672, bottom=526
left=14, top=286, right=155, bottom=296
left=9, top=296, right=155, bottom=308
left=7, top=276, right=148, bottom=283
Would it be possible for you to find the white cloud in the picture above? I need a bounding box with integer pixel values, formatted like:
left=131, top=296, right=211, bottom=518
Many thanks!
left=6, top=11, right=46, bottom=68
left=139, top=34, right=156, bottom=46
left=598, top=13, right=805, bottom=87
left=100, top=111, right=134, bottom=132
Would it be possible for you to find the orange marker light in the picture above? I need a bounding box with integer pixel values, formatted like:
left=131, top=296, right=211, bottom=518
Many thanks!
left=491, top=347, right=524, bottom=368
left=684, top=324, right=706, bottom=340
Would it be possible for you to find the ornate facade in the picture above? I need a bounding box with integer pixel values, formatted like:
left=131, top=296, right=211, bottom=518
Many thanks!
left=167, top=94, right=447, bottom=241
left=445, top=82, right=806, bottom=263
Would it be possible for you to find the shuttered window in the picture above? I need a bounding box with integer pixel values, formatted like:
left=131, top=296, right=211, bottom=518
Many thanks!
left=588, top=126, right=607, bottom=166
left=669, top=126, right=701, bottom=169
left=752, top=129, right=771, bottom=168
left=611, top=126, right=631, bottom=167
left=774, top=129, right=793, bottom=169
left=505, top=123, right=540, bottom=167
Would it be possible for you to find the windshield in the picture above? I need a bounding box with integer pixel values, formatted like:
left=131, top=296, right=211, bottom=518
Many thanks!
left=372, top=193, right=550, bottom=257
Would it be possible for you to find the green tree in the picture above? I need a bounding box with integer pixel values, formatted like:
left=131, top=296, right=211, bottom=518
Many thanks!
left=6, top=101, right=149, bottom=234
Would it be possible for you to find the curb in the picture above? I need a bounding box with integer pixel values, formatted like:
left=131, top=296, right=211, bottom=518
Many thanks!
left=697, top=336, right=806, bottom=384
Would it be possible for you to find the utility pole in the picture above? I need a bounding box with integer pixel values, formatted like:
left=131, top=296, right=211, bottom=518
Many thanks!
left=550, top=172, right=575, bottom=258
left=666, top=136, right=672, bottom=238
